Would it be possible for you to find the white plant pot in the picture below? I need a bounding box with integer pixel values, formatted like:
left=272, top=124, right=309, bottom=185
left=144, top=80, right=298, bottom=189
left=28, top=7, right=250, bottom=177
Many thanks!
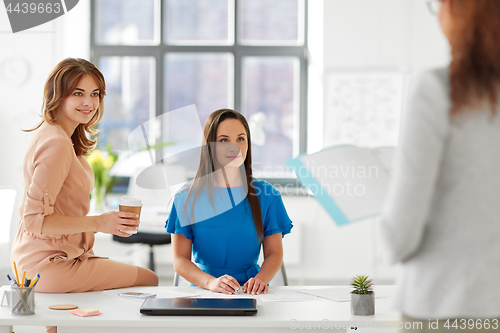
left=351, top=293, right=375, bottom=316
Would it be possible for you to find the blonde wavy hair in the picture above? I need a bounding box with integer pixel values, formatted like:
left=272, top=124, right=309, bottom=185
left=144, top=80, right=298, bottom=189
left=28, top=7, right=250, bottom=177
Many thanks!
left=25, top=58, right=106, bottom=156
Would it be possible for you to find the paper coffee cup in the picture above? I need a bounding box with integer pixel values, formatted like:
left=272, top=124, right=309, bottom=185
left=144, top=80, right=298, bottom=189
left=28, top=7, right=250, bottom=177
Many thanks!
left=118, top=196, right=142, bottom=234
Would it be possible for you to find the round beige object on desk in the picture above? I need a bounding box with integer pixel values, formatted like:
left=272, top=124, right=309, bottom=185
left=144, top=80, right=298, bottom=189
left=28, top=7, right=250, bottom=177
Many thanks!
left=49, top=304, right=78, bottom=310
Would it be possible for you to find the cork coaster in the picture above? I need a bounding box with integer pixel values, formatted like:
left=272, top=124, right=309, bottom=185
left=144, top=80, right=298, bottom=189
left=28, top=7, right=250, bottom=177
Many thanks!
left=49, top=304, right=78, bottom=310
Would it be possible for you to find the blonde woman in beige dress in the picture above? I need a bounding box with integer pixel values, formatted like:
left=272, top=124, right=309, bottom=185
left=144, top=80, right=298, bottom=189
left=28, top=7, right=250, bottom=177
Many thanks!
left=11, top=58, right=158, bottom=331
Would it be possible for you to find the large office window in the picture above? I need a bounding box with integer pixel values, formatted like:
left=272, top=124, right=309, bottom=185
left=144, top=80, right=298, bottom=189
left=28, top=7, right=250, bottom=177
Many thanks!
left=91, top=0, right=308, bottom=178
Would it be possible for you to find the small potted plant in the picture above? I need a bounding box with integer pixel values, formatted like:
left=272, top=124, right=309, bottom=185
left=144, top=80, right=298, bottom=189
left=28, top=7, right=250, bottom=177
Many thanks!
left=350, top=274, right=374, bottom=316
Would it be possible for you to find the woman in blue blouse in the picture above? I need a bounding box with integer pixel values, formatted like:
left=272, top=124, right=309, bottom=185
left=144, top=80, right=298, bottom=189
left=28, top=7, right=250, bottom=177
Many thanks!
left=166, top=109, right=292, bottom=295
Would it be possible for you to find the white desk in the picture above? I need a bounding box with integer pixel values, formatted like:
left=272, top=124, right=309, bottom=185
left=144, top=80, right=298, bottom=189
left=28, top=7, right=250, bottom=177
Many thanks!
left=0, top=285, right=401, bottom=333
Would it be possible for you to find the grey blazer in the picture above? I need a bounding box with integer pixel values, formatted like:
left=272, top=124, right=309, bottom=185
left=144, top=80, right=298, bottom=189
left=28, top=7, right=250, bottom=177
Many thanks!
left=380, top=67, right=500, bottom=319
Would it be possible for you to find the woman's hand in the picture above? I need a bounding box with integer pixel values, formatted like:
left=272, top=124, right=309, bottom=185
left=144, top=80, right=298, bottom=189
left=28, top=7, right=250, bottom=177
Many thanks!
left=243, top=277, right=268, bottom=295
left=207, top=274, right=241, bottom=294
left=96, top=211, right=139, bottom=237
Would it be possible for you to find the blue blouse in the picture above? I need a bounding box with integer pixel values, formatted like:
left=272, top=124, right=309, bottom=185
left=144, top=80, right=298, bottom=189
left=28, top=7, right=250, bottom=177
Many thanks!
left=165, top=178, right=293, bottom=285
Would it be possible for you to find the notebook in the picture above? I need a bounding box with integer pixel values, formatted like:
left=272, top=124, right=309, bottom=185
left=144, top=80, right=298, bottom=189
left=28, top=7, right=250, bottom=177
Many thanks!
left=140, top=298, right=257, bottom=316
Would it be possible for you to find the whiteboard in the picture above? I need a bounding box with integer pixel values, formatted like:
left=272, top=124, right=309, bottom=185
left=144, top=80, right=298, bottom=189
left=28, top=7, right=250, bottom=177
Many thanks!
left=324, top=70, right=407, bottom=148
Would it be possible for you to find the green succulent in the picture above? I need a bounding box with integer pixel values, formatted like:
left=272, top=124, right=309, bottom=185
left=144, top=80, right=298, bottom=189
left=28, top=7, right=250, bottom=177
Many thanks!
left=350, top=275, right=373, bottom=295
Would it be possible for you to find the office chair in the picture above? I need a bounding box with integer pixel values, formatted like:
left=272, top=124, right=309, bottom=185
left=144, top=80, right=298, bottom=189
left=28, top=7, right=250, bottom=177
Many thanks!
left=113, top=232, right=171, bottom=272
left=173, top=262, right=288, bottom=287
left=112, top=163, right=186, bottom=272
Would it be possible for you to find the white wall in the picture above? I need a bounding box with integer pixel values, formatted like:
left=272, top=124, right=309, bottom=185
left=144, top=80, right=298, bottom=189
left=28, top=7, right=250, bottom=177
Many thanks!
left=0, top=1, right=90, bottom=273
left=0, top=0, right=450, bottom=284
left=287, top=0, right=450, bottom=284
left=323, top=0, right=449, bottom=74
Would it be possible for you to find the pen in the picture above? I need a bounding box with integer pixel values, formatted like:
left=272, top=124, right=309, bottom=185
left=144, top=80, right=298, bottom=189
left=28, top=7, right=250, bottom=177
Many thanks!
left=29, top=274, right=40, bottom=287
left=8, top=275, right=30, bottom=313
left=7, top=274, right=18, bottom=287
left=20, top=277, right=32, bottom=312
left=13, top=262, right=20, bottom=286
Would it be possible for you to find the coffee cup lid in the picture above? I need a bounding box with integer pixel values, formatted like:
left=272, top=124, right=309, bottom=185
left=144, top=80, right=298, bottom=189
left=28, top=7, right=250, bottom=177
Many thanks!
left=118, top=196, right=142, bottom=207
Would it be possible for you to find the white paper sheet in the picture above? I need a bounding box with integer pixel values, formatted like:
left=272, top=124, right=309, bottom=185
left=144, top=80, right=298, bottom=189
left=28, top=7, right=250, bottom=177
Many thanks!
left=258, top=291, right=319, bottom=302
left=196, top=289, right=320, bottom=302
left=196, top=289, right=256, bottom=299
left=297, top=288, right=352, bottom=302
left=297, top=288, right=387, bottom=302
left=102, top=287, right=202, bottom=302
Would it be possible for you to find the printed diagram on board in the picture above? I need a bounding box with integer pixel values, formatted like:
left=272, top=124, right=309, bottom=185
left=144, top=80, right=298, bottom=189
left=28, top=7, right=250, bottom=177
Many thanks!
left=324, top=71, right=406, bottom=148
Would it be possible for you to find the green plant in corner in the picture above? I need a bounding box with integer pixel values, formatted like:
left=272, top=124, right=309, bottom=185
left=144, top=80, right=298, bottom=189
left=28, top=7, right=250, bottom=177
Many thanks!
left=350, top=275, right=373, bottom=295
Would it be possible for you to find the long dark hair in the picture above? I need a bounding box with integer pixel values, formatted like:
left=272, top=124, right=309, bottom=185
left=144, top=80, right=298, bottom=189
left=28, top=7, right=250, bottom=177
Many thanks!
left=183, top=109, right=264, bottom=240
left=24, top=58, right=106, bottom=156
left=448, top=0, right=500, bottom=116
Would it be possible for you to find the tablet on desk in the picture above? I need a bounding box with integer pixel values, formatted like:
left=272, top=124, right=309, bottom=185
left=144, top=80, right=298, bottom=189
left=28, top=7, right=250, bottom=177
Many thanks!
left=140, top=298, right=257, bottom=316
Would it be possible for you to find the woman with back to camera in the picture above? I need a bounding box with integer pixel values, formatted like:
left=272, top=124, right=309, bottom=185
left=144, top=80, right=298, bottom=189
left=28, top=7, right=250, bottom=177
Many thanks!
left=11, top=58, right=158, bottom=333
left=380, top=0, right=500, bottom=331
left=166, top=109, right=293, bottom=295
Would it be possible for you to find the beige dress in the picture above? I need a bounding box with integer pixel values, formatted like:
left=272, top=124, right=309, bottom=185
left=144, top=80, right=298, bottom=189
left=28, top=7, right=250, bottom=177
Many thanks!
left=11, top=122, right=138, bottom=293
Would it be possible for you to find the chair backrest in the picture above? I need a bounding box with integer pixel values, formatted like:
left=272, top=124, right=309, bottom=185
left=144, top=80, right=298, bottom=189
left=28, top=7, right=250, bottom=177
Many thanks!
left=173, top=262, right=288, bottom=287
left=270, top=262, right=288, bottom=286
left=173, top=271, right=190, bottom=287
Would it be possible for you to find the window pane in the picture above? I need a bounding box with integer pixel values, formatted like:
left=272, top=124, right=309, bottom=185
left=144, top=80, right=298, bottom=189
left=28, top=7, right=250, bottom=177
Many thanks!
left=165, top=0, right=232, bottom=45
left=242, top=57, right=299, bottom=176
left=164, top=53, right=233, bottom=171
left=98, top=57, right=155, bottom=151
left=239, top=0, right=302, bottom=45
left=95, top=0, right=158, bottom=45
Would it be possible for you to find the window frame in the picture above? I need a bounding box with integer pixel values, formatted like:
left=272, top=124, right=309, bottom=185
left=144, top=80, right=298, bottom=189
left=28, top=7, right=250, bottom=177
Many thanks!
left=90, top=0, right=308, bottom=185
